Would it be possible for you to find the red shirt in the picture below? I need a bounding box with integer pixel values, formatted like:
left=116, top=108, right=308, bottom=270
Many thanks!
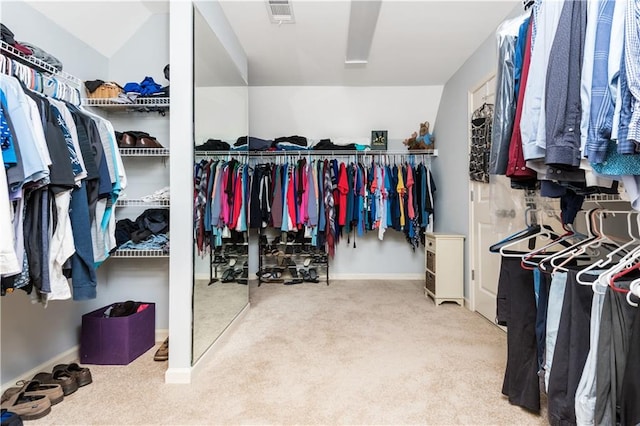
left=506, top=18, right=536, bottom=179
left=337, top=162, right=349, bottom=226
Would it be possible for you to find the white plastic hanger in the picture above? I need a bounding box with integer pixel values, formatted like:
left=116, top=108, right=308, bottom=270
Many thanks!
left=626, top=278, right=639, bottom=307
left=550, top=209, right=621, bottom=273
left=499, top=211, right=557, bottom=257
left=576, top=211, right=639, bottom=285
left=538, top=210, right=596, bottom=273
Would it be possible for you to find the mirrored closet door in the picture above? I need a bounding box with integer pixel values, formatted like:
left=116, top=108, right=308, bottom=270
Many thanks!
left=192, top=2, right=249, bottom=364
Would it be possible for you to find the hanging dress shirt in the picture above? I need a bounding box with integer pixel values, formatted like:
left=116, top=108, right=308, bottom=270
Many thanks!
left=586, top=0, right=617, bottom=163
left=0, top=148, right=19, bottom=276
left=580, top=0, right=600, bottom=155
left=625, top=0, right=640, bottom=146
left=520, top=0, right=564, bottom=160
left=544, top=0, right=586, bottom=168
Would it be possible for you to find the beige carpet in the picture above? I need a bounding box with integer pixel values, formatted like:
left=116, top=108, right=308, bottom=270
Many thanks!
left=192, top=278, right=248, bottom=362
left=28, top=280, right=546, bottom=425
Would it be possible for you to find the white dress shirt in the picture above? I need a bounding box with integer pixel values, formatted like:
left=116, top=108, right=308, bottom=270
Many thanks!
left=520, top=0, right=564, bottom=160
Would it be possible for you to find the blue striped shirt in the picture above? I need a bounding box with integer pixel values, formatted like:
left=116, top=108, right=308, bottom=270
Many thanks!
left=625, top=0, right=640, bottom=145
left=586, top=0, right=616, bottom=163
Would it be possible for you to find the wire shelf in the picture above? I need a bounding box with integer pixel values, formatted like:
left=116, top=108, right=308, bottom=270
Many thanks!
left=115, top=199, right=170, bottom=207
left=1, top=41, right=82, bottom=87
left=195, top=149, right=438, bottom=157
left=119, top=148, right=170, bottom=157
left=82, top=97, right=170, bottom=107
left=585, top=193, right=624, bottom=202
left=195, top=151, right=249, bottom=157
left=250, top=149, right=438, bottom=156
left=110, top=249, right=169, bottom=258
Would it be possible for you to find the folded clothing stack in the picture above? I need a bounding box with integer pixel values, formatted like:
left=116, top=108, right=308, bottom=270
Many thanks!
left=114, top=208, right=169, bottom=248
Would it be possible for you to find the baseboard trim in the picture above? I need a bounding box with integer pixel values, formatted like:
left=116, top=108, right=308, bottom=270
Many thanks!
left=155, top=328, right=169, bottom=343
left=328, top=273, right=424, bottom=280
left=164, top=367, right=192, bottom=384
left=191, top=302, right=250, bottom=377
left=463, top=297, right=472, bottom=311
left=1, top=345, right=79, bottom=392
left=198, top=273, right=424, bottom=281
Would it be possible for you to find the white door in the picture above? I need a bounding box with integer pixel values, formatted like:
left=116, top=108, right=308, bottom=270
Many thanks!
left=469, top=76, right=526, bottom=324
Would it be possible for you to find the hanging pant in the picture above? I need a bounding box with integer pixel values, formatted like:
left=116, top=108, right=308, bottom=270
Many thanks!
left=621, top=304, right=640, bottom=426
left=498, top=255, right=540, bottom=413
left=574, top=283, right=606, bottom=426
left=544, top=271, right=568, bottom=392
left=547, top=268, right=593, bottom=426
left=595, top=283, right=637, bottom=426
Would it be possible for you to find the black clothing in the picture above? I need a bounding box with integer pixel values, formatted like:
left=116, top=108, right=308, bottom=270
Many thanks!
left=547, top=268, right=594, bottom=426
left=498, top=255, right=540, bottom=413
left=313, top=139, right=358, bottom=151
left=274, top=135, right=308, bottom=147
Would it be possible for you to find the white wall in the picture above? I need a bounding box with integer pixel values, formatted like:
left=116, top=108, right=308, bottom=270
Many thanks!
left=0, top=1, right=115, bottom=385
left=249, top=86, right=443, bottom=277
left=1, top=1, right=108, bottom=79
left=194, top=86, right=248, bottom=144
left=108, top=13, right=170, bottom=89
left=432, top=4, right=522, bottom=297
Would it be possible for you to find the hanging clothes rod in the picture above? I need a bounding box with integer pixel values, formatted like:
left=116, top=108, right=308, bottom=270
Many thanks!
left=194, top=149, right=437, bottom=157
left=0, top=41, right=81, bottom=87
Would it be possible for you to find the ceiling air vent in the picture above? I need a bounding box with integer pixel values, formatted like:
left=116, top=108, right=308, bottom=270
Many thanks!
left=266, top=0, right=295, bottom=24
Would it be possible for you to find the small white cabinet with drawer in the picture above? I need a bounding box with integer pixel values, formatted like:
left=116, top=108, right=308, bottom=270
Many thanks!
left=424, top=233, right=464, bottom=306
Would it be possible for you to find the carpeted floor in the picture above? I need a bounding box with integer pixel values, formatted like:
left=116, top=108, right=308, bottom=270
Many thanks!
left=29, top=280, right=546, bottom=425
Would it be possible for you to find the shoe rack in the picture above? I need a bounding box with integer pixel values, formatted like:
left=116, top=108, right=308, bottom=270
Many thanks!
left=82, top=97, right=171, bottom=258
left=208, top=237, right=249, bottom=285
left=257, top=230, right=329, bottom=286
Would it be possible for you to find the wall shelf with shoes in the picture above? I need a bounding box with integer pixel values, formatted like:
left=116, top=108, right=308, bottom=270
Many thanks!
left=111, top=249, right=169, bottom=258
left=119, top=147, right=170, bottom=157
left=115, top=199, right=170, bottom=208
left=101, top=93, right=170, bottom=263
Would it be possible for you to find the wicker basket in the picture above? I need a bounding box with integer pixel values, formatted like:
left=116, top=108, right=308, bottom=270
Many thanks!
left=86, top=82, right=123, bottom=99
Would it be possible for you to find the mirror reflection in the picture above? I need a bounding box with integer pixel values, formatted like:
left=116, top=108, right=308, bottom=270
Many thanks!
left=192, top=4, right=249, bottom=364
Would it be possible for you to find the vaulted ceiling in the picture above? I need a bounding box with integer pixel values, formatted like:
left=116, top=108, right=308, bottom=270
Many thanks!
left=25, top=0, right=520, bottom=86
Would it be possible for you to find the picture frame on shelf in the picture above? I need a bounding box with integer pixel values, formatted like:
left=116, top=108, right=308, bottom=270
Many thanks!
left=371, top=130, right=388, bottom=151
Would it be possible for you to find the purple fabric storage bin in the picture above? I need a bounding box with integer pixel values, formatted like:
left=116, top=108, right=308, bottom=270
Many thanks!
left=80, top=303, right=155, bottom=365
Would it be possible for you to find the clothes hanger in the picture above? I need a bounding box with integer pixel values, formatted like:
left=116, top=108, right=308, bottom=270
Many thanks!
left=549, top=209, right=617, bottom=272
left=608, top=264, right=637, bottom=295
left=521, top=221, right=584, bottom=270
left=538, top=209, right=598, bottom=273
left=591, top=230, right=640, bottom=295
left=627, top=279, right=640, bottom=307
left=489, top=207, right=540, bottom=252
left=497, top=210, right=560, bottom=257
left=576, top=211, right=640, bottom=285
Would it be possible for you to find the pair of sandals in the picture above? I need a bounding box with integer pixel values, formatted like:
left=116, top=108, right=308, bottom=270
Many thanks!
left=221, top=261, right=248, bottom=284
left=281, top=258, right=319, bottom=284
left=297, top=268, right=319, bottom=283
left=313, top=254, right=328, bottom=263
left=256, top=266, right=285, bottom=283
